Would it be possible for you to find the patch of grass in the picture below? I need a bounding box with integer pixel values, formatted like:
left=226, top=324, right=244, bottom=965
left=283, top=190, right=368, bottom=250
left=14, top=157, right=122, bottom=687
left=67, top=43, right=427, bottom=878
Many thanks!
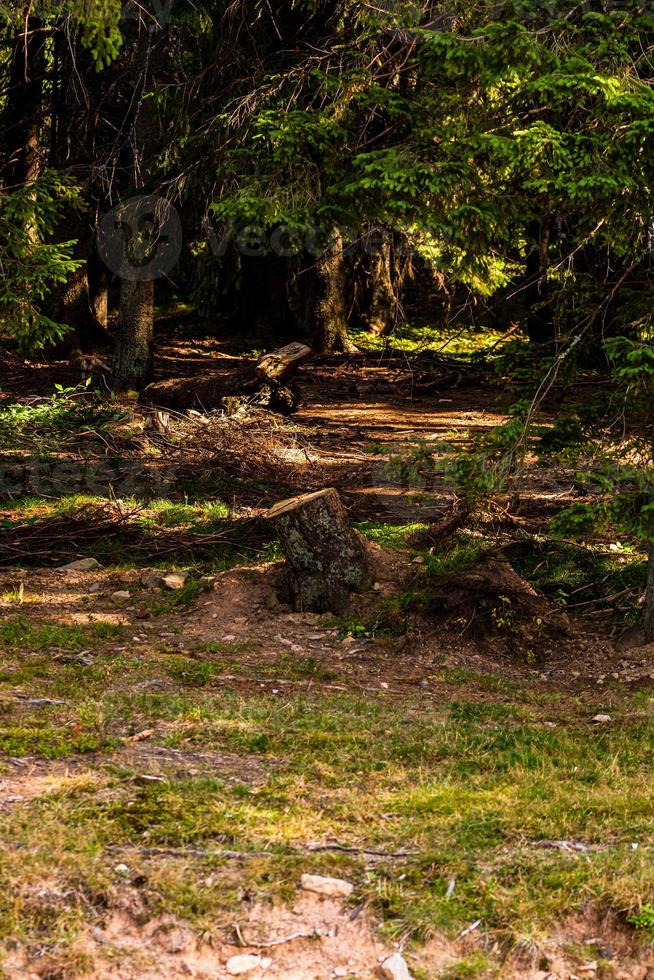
left=137, top=498, right=231, bottom=530
left=257, top=653, right=338, bottom=682
left=440, top=953, right=495, bottom=979
left=1, top=585, right=25, bottom=605
left=197, top=640, right=257, bottom=656
left=146, top=578, right=203, bottom=615
left=165, top=657, right=226, bottom=687
left=0, top=725, right=116, bottom=758
left=351, top=321, right=507, bottom=359
left=356, top=519, right=429, bottom=551
left=434, top=668, right=518, bottom=695
left=0, top=385, right=125, bottom=451
left=0, top=617, right=122, bottom=651
left=424, top=534, right=495, bottom=581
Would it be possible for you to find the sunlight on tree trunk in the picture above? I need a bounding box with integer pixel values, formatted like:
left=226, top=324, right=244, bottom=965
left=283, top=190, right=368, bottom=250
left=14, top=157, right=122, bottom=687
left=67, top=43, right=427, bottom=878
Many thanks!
left=311, top=230, right=357, bottom=354
left=112, top=279, right=154, bottom=391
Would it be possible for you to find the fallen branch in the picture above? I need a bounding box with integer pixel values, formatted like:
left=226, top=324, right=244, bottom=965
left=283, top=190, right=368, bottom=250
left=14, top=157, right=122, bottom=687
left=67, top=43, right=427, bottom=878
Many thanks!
left=107, top=845, right=271, bottom=860
left=234, top=924, right=321, bottom=949
left=305, top=842, right=420, bottom=858
left=108, top=840, right=420, bottom=860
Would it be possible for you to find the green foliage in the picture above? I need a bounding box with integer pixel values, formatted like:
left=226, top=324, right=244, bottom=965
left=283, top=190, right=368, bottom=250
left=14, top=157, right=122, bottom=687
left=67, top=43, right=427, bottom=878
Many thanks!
left=0, top=174, right=85, bottom=352
left=629, top=904, right=654, bottom=934
left=516, top=540, right=645, bottom=613
left=0, top=1, right=124, bottom=68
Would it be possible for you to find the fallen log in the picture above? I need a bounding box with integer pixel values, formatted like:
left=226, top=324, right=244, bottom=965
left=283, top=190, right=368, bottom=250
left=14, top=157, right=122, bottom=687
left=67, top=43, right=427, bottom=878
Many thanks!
left=139, top=343, right=312, bottom=413
left=268, top=488, right=369, bottom=613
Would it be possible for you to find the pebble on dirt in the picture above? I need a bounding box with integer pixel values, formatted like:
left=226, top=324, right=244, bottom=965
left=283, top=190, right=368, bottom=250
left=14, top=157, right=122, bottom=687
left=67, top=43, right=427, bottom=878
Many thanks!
left=163, top=571, right=190, bottom=590
left=140, top=570, right=165, bottom=589
left=225, top=954, right=262, bottom=975
left=380, top=952, right=413, bottom=980
left=592, top=714, right=612, bottom=724
left=300, top=873, right=354, bottom=898
left=59, top=557, right=102, bottom=572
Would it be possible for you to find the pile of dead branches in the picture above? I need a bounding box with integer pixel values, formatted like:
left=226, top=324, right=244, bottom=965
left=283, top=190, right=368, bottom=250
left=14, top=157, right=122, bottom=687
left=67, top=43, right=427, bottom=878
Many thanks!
left=0, top=500, right=270, bottom=566
left=148, top=408, right=332, bottom=492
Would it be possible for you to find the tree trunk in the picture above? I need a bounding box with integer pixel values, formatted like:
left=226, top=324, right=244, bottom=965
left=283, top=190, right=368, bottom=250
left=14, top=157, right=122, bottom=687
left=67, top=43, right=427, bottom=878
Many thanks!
left=298, top=231, right=357, bottom=354
left=111, top=22, right=168, bottom=389
left=525, top=219, right=555, bottom=345
left=89, top=266, right=109, bottom=329
left=268, top=488, right=369, bottom=613
left=349, top=227, right=409, bottom=337
left=3, top=15, right=45, bottom=189
left=112, top=279, right=154, bottom=391
left=50, top=247, right=112, bottom=352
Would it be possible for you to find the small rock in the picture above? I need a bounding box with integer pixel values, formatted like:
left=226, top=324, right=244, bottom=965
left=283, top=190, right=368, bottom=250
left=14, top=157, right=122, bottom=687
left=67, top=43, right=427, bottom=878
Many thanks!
left=60, top=557, right=102, bottom=572
left=300, top=873, right=354, bottom=898
left=141, top=570, right=165, bottom=589
left=261, top=959, right=272, bottom=971
left=225, top=954, right=261, bottom=976
left=333, top=970, right=348, bottom=978
left=380, top=682, right=389, bottom=690
left=111, top=590, right=131, bottom=603
left=114, top=863, right=131, bottom=877
left=592, top=714, right=612, bottom=724
left=163, top=572, right=190, bottom=591
left=412, top=555, right=425, bottom=565
left=373, top=582, right=383, bottom=592
left=380, top=952, right=413, bottom=980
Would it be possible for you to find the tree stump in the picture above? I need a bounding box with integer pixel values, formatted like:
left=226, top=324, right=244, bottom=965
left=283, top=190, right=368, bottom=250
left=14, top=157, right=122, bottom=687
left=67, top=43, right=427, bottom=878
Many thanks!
left=268, top=488, right=369, bottom=613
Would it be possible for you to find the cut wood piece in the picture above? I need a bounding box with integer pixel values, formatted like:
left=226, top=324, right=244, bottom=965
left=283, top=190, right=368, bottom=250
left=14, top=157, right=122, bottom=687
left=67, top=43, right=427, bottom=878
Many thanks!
left=256, top=343, right=312, bottom=383
left=268, top=488, right=369, bottom=613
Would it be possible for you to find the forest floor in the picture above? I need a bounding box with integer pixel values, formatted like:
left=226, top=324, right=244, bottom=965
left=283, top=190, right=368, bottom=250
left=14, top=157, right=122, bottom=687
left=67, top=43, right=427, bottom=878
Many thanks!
left=1, top=334, right=654, bottom=978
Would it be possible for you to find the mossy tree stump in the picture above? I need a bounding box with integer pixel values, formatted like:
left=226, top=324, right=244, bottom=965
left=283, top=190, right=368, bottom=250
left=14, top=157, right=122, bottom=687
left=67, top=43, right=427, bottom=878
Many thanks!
left=268, top=488, right=369, bottom=613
